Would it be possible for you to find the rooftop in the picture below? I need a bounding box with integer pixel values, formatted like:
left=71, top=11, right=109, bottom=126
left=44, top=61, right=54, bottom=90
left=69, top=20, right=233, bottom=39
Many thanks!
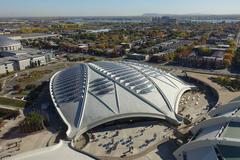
left=174, top=99, right=240, bottom=160
left=50, top=61, right=194, bottom=138
left=0, top=36, right=21, bottom=47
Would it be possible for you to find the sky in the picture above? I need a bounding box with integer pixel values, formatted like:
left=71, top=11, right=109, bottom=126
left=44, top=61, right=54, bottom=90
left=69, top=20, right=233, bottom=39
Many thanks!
left=1, top=0, right=240, bottom=17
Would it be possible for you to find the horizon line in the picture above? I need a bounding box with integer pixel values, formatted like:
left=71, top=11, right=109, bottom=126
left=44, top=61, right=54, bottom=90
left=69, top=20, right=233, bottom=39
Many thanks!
left=1, top=13, right=240, bottom=19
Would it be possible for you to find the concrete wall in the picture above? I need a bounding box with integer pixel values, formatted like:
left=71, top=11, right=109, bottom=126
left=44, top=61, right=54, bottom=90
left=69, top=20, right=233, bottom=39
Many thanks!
left=0, top=62, right=14, bottom=75
left=45, top=53, right=55, bottom=62
left=5, top=63, right=14, bottom=73
left=0, top=64, right=6, bottom=74
left=17, top=59, right=31, bottom=70
left=31, top=56, right=47, bottom=66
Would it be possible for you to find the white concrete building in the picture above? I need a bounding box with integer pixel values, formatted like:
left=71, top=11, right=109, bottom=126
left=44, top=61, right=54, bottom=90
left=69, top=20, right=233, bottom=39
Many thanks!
left=174, top=100, right=240, bottom=160
left=0, top=36, right=55, bottom=75
left=0, top=59, right=14, bottom=74
left=0, top=63, right=5, bottom=74
left=30, top=54, right=47, bottom=67
left=0, top=48, right=54, bottom=74
left=14, top=56, right=31, bottom=71
left=0, top=36, right=22, bottom=52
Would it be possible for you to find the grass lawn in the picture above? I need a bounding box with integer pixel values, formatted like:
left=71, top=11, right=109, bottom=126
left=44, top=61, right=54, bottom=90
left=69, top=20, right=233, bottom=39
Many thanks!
left=0, top=97, right=26, bottom=108
left=52, top=63, right=66, bottom=70
left=18, top=90, right=30, bottom=96
left=17, top=70, right=53, bottom=83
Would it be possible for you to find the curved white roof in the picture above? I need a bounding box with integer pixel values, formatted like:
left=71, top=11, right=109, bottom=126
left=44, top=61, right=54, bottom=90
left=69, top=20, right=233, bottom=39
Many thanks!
left=209, top=100, right=240, bottom=118
left=174, top=96, right=240, bottom=160
left=174, top=117, right=240, bottom=160
left=50, top=61, right=194, bottom=138
left=10, top=141, right=95, bottom=160
left=0, top=36, right=21, bottom=47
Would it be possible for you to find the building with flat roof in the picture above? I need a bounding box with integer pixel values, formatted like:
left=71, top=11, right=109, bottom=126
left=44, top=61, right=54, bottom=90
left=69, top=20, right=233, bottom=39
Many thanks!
left=0, top=59, right=14, bottom=74
left=126, top=53, right=150, bottom=61
left=50, top=61, right=194, bottom=138
left=0, top=48, right=55, bottom=74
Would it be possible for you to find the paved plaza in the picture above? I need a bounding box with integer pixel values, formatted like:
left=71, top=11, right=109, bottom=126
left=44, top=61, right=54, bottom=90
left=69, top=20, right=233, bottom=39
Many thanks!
left=82, top=121, right=175, bottom=159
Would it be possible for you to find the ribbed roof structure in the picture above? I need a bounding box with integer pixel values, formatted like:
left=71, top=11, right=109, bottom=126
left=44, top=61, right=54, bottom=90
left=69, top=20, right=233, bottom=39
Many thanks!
left=50, top=61, right=194, bottom=138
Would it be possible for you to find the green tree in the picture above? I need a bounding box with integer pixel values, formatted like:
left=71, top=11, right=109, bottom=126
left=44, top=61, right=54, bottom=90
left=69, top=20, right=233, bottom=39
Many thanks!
left=199, top=47, right=211, bottom=56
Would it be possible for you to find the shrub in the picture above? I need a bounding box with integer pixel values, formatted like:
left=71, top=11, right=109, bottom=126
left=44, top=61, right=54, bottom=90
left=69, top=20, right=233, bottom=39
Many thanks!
left=0, top=97, right=26, bottom=108
left=25, top=84, right=36, bottom=91
left=20, top=112, right=44, bottom=133
left=13, top=85, right=22, bottom=91
left=26, top=112, right=43, bottom=125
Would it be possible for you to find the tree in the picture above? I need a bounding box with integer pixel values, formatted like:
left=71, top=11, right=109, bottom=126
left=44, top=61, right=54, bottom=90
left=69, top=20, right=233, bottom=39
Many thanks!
left=26, top=112, right=43, bottom=126
left=227, top=48, right=235, bottom=55
left=25, top=84, right=36, bottom=91
left=20, top=112, right=44, bottom=133
left=224, top=53, right=233, bottom=61
left=199, top=47, right=211, bottom=56
left=227, top=40, right=236, bottom=48
left=200, top=34, right=209, bottom=44
left=176, top=45, right=192, bottom=57
left=232, top=48, right=240, bottom=70
left=13, top=84, right=21, bottom=91
left=224, top=59, right=231, bottom=68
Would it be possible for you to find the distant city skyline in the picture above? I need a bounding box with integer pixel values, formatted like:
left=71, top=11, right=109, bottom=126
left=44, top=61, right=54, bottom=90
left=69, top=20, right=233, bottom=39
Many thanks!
left=1, top=0, right=240, bottom=17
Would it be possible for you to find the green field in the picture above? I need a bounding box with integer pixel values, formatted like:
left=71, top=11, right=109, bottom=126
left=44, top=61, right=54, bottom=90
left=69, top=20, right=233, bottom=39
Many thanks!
left=0, top=97, right=26, bottom=108
left=16, top=70, right=53, bottom=83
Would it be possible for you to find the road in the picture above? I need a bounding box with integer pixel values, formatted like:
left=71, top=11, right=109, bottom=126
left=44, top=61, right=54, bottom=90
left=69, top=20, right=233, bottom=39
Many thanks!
left=159, top=64, right=233, bottom=76
left=127, top=60, right=238, bottom=76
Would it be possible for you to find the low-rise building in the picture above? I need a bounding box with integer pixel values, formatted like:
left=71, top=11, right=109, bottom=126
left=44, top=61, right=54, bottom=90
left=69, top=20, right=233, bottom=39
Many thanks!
left=149, top=52, right=170, bottom=63
left=0, top=59, right=14, bottom=74
left=11, top=55, right=31, bottom=70
left=0, top=63, right=5, bottom=74
left=0, top=29, right=11, bottom=35
left=43, top=51, right=56, bottom=62
left=126, top=53, right=149, bottom=61
left=0, top=48, right=55, bottom=74
left=30, top=54, right=47, bottom=67
left=0, top=36, right=22, bottom=52
left=0, top=36, right=56, bottom=75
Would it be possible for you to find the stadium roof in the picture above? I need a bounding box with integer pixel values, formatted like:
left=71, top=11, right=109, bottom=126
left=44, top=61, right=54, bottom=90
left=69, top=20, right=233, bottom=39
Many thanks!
left=50, top=61, right=194, bottom=138
left=0, top=36, right=21, bottom=47
left=10, top=141, right=95, bottom=160
left=209, top=100, right=240, bottom=118
left=174, top=99, right=240, bottom=160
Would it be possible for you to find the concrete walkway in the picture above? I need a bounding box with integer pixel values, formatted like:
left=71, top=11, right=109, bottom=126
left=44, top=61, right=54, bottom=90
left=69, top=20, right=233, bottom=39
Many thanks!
left=0, top=104, right=20, bottom=111
left=186, top=72, right=240, bottom=105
